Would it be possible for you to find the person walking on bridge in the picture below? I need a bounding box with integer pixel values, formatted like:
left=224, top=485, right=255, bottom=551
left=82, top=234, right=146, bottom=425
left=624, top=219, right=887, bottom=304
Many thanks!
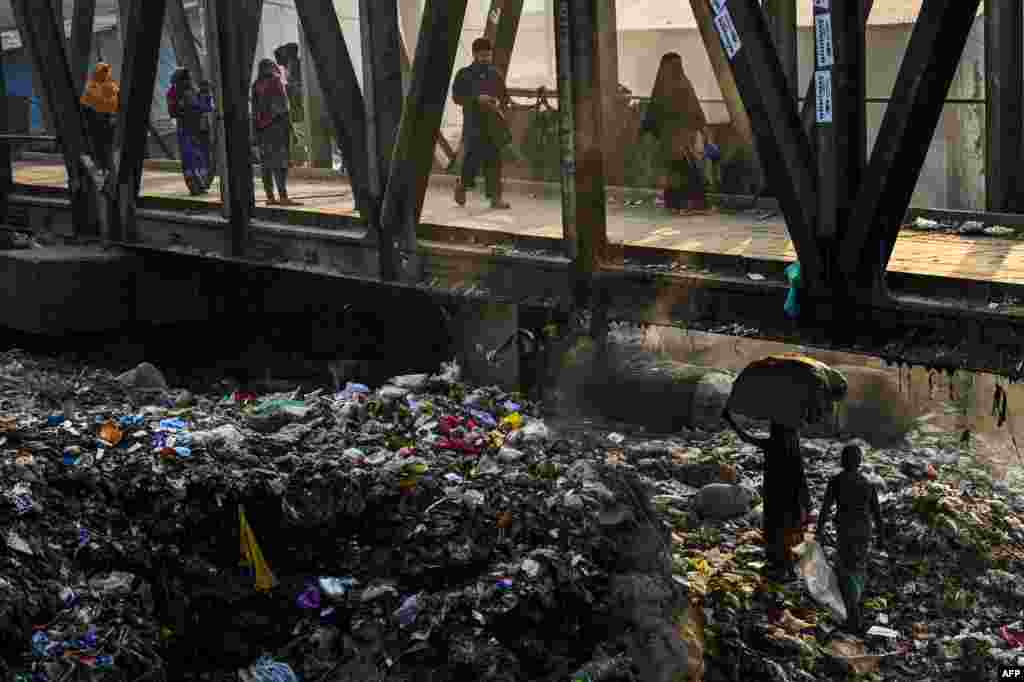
left=723, top=410, right=811, bottom=581
left=816, top=444, right=886, bottom=633
left=252, top=59, right=299, bottom=206
left=80, top=62, right=119, bottom=173
left=452, top=38, right=512, bottom=210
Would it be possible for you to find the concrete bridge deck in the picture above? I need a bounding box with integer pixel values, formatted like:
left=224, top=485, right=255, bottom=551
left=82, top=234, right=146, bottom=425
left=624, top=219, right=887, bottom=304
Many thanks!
left=14, top=158, right=1024, bottom=287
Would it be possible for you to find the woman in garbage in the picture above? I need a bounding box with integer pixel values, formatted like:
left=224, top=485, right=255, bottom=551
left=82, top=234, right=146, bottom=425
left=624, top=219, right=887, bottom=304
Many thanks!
left=723, top=410, right=811, bottom=580
left=252, top=58, right=298, bottom=206
left=167, top=68, right=215, bottom=195
left=640, top=53, right=709, bottom=215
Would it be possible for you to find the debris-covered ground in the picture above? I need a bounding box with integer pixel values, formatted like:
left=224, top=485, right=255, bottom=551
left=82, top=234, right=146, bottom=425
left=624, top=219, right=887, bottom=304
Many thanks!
left=2, top=348, right=1024, bottom=681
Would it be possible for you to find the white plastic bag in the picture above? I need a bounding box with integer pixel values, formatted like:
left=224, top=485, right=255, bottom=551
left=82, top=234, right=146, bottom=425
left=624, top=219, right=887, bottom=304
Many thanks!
left=797, top=540, right=847, bottom=620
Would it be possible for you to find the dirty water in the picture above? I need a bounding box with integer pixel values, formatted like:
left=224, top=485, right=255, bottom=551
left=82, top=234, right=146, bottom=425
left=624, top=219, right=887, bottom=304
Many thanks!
left=637, top=327, right=1024, bottom=476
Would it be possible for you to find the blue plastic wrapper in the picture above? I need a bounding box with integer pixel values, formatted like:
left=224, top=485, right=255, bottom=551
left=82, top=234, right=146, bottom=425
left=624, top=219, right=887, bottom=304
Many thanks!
left=46, top=415, right=66, bottom=427
left=173, top=446, right=192, bottom=458
left=468, top=409, right=497, bottom=428
left=62, top=448, right=81, bottom=466
left=395, top=594, right=420, bottom=627
left=78, top=527, right=90, bottom=548
left=119, top=415, right=144, bottom=428
left=318, top=576, right=358, bottom=598
left=151, top=432, right=170, bottom=450
left=158, top=418, right=187, bottom=431
left=61, top=586, right=80, bottom=609
left=31, top=632, right=49, bottom=657
left=249, top=656, right=298, bottom=682
left=503, top=401, right=521, bottom=414
left=496, top=577, right=514, bottom=590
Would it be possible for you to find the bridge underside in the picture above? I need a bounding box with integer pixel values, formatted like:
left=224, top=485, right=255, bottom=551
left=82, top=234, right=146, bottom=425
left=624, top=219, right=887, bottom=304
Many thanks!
left=8, top=181, right=1024, bottom=379
left=4, top=0, right=1024, bottom=380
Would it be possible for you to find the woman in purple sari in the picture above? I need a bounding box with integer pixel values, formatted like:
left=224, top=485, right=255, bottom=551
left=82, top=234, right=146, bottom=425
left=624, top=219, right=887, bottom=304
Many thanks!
left=168, top=68, right=214, bottom=195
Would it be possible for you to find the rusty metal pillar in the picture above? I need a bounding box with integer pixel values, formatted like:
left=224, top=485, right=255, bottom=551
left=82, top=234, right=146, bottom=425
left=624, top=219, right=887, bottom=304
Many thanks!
left=555, top=0, right=609, bottom=314
left=986, top=0, right=1023, bottom=212
left=203, top=0, right=230, bottom=217
left=110, top=0, right=167, bottom=242
left=813, top=0, right=866, bottom=293
left=359, top=0, right=404, bottom=281
left=168, top=0, right=204, bottom=81
left=218, top=0, right=256, bottom=255
left=381, top=0, right=470, bottom=280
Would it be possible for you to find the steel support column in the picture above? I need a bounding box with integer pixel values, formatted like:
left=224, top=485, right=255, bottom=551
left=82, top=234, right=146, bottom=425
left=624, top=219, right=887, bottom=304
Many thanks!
left=167, top=0, right=204, bottom=82
left=12, top=0, right=94, bottom=234
left=986, top=0, right=1023, bottom=212
left=381, top=0, right=470, bottom=278
left=799, top=0, right=874, bottom=146
left=295, top=0, right=372, bottom=214
left=69, top=0, right=97, bottom=97
left=813, top=0, right=865, bottom=277
left=763, top=0, right=797, bottom=97
left=241, top=0, right=265, bottom=98
left=218, top=0, right=256, bottom=255
left=554, top=0, right=578, bottom=259
left=839, top=0, right=983, bottom=293
left=110, top=0, right=167, bottom=242
left=0, top=45, right=11, bottom=219
left=704, top=0, right=823, bottom=286
left=359, top=0, right=404, bottom=280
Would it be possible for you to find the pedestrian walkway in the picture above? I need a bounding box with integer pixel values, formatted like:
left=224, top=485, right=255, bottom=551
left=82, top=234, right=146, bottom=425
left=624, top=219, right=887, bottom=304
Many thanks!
left=14, top=159, right=1024, bottom=286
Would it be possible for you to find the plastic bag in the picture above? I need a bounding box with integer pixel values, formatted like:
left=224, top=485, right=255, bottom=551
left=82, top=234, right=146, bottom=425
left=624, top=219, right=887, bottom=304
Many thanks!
left=784, top=261, right=801, bottom=319
left=797, top=540, right=847, bottom=620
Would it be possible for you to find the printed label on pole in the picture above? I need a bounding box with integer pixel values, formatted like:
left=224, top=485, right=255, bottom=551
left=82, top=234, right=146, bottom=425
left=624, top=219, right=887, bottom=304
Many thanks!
left=815, top=70, right=833, bottom=123
left=815, top=14, right=834, bottom=68
left=713, top=9, right=742, bottom=60
left=814, top=0, right=830, bottom=9
left=711, top=0, right=729, bottom=15
left=489, top=7, right=502, bottom=24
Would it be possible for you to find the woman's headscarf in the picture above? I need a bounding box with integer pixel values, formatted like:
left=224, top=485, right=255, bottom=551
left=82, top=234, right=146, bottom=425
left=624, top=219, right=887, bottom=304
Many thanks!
left=81, top=62, right=119, bottom=114
left=252, top=58, right=288, bottom=130
left=643, top=53, right=706, bottom=137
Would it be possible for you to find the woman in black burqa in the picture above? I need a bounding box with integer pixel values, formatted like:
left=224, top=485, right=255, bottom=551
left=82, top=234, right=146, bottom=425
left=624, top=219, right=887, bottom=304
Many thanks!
left=641, top=53, right=709, bottom=214
left=724, top=410, right=812, bottom=579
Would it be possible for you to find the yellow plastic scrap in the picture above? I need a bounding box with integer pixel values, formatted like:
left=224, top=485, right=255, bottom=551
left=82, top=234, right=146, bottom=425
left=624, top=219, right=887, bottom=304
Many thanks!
left=488, top=431, right=506, bottom=449
left=500, top=413, right=523, bottom=431
left=239, top=505, right=277, bottom=592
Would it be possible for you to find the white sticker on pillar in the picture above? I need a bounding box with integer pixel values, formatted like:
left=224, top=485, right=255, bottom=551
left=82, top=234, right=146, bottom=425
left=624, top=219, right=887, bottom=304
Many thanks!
left=815, top=14, right=834, bottom=68
left=711, top=0, right=729, bottom=15
left=713, top=9, right=743, bottom=60
left=814, top=0, right=830, bottom=9
left=815, top=70, right=833, bottom=123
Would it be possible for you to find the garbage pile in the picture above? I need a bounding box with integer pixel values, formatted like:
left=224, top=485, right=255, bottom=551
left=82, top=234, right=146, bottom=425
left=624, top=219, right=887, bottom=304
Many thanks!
left=0, top=350, right=693, bottom=682
left=3, top=347, right=1024, bottom=681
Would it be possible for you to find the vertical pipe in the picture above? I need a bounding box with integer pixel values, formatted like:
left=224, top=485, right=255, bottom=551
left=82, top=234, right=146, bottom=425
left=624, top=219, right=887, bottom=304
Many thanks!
left=554, top=0, right=577, bottom=259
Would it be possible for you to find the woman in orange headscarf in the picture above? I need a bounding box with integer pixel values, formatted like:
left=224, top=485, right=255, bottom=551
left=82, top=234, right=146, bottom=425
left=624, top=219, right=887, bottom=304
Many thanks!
left=80, top=63, right=119, bottom=172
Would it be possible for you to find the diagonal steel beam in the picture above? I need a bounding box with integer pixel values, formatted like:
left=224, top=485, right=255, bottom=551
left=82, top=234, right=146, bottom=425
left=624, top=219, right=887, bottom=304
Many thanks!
left=69, top=0, right=97, bottom=97
left=110, top=0, right=167, bottom=242
left=11, top=0, right=94, bottom=233
left=381, top=0, right=470, bottom=278
left=703, top=0, right=822, bottom=286
left=838, top=0, right=983, bottom=291
left=219, top=0, right=256, bottom=256
left=167, top=0, right=204, bottom=82
left=294, top=0, right=372, bottom=213
left=203, top=0, right=230, bottom=217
